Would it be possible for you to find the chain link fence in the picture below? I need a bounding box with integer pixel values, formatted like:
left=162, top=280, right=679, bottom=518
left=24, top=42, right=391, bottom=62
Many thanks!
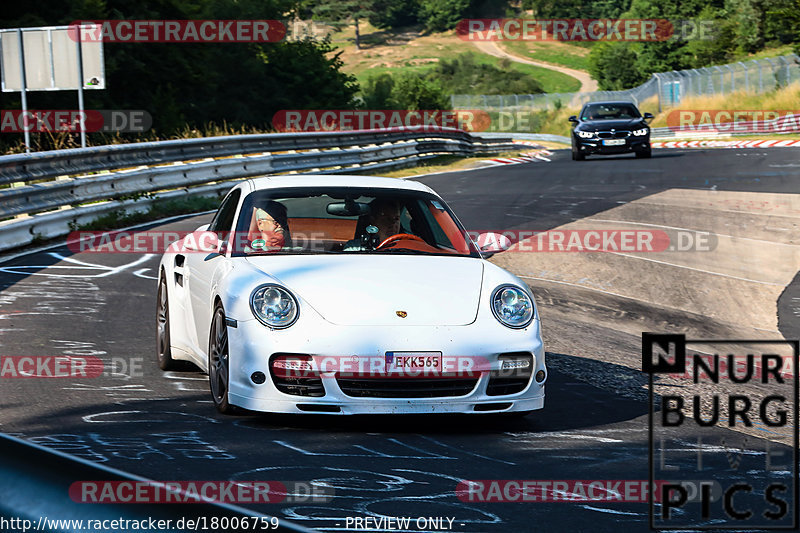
left=451, top=54, right=800, bottom=113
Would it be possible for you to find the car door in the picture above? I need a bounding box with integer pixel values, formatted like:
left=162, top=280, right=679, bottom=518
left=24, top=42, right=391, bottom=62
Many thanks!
left=186, top=189, right=240, bottom=355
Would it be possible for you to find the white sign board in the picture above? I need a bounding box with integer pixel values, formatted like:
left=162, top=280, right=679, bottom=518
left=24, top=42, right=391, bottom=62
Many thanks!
left=0, top=26, right=105, bottom=92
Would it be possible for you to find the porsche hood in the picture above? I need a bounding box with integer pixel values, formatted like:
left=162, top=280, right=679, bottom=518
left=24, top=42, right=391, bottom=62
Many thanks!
left=244, top=255, right=483, bottom=326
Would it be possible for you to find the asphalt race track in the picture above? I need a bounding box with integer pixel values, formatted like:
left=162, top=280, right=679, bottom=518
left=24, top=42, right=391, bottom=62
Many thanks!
left=1, top=147, right=799, bottom=532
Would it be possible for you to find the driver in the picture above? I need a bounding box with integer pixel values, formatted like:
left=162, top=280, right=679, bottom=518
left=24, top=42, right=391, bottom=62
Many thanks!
left=343, top=198, right=404, bottom=251
left=367, top=198, right=402, bottom=243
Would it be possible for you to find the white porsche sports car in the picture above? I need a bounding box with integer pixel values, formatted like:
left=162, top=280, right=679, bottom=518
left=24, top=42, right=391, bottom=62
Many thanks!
left=156, top=175, right=546, bottom=415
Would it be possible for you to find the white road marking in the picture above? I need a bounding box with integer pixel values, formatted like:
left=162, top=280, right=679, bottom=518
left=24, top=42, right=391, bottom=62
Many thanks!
left=580, top=505, right=643, bottom=516
left=589, top=218, right=800, bottom=247
left=0, top=253, right=155, bottom=278
left=82, top=410, right=219, bottom=424
left=133, top=268, right=159, bottom=280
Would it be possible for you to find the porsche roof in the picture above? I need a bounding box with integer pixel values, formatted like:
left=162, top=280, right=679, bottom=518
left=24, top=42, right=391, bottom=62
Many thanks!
left=244, top=174, right=434, bottom=193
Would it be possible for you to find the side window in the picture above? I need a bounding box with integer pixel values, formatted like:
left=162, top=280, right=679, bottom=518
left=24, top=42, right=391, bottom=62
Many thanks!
left=209, top=190, right=241, bottom=237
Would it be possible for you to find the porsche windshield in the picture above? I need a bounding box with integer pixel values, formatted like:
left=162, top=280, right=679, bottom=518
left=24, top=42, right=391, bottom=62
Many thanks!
left=229, top=187, right=481, bottom=257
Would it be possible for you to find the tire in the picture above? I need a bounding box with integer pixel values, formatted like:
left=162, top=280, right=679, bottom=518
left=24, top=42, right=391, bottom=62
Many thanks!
left=571, top=143, right=585, bottom=161
left=208, top=304, right=235, bottom=414
left=635, top=148, right=652, bottom=159
left=156, top=273, right=177, bottom=371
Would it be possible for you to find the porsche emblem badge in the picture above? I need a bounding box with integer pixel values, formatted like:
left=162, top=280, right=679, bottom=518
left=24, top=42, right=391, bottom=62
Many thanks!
left=396, top=311, right=408, bottom=318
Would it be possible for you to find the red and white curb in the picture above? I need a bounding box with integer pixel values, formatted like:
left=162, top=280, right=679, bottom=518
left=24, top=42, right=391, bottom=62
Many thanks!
left=652, top=139, right=800, bottom=149
left=484, top=150, right=553, bottom=165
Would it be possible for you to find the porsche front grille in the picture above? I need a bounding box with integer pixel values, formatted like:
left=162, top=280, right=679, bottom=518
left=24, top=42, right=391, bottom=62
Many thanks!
left=336, top=377, right=479, bottom=398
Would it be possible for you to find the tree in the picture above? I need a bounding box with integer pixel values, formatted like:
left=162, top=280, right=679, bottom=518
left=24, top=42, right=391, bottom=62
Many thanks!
left=392, top=73, right=450, bottom=109
left=307, top=0, right=374, bottom=49
left=361, top=73, right=397, bottom=108
left=0, top=0, right=361, bottom=150
left=725, top=0, right=765, bottom=53
left=587, top=42, right=647, bottom=90
left=368, top=0, right=420, bottom=29
left=765, top=0, right=800, bottom=52
left=359, top=71, right=450, bottom=110
left=417, top=0, right=470, bottom=32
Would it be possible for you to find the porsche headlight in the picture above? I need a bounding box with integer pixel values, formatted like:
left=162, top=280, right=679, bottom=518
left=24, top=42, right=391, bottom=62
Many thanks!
left=632, top=127, right=649, bottom=136
left=491, top=285, right=534, bottom=329
left=576, top=130, right=595, bottom=139
left=250, top=284, right=298, bottom=329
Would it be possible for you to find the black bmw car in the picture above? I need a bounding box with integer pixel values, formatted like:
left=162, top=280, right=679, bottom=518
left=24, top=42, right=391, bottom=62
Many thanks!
left=569, top=101, right=654, bottom=161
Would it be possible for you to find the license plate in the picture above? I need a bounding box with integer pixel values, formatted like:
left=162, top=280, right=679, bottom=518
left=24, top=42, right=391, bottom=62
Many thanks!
left=603, top=139, right=626, bottom=146
left=386, top=352, right=442, bottom=372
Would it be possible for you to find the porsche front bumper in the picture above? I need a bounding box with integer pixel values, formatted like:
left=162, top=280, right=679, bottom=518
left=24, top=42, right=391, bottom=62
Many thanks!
left=226, top=318, right=546, bottom=415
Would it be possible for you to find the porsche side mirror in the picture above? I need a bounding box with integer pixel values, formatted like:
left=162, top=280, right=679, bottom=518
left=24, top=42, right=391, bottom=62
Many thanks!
left=475, top=232, right=513, bottom=258
left=183, top=231, right=220, bottom=253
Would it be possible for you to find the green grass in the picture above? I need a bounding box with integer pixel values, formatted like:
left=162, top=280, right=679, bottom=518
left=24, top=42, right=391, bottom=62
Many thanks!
left=734, top=44, right=796, bottom=63
left=350, top=53, right=582, bottom=95
left=330, top=24, right=582, bottom=94
left=501, top=41, right=591, bottom=71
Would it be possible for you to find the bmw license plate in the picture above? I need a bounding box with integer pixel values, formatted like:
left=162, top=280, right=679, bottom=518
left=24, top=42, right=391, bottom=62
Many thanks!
left=603, top=139, right=626, bottom=146
left=386, top=352, right=442, bottom=373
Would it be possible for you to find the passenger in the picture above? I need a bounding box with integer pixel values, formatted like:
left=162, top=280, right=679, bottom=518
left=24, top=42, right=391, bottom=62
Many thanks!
left=245, top=201, right=290, bottom=253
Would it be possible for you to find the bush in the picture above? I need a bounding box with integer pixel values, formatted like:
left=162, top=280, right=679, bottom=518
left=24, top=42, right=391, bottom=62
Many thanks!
left=429, top=53, right=544, bottom=95
left=360, top=72, right=450, bottom=109
left=418, top=0, right=470, bottom=32
left=588, top=42, right=648, bottom=91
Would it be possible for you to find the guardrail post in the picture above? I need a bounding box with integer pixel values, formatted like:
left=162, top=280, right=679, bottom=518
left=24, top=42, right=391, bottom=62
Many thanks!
left=739, top=62, right=748, bottom=91
left=765, top=57, right=778, bottom=89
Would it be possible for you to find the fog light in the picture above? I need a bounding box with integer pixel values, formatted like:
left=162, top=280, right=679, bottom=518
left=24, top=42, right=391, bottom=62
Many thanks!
left=271, top=355, right=314, bottom=377
left=251, top=371, right=266, bottom=384
left=535, top=370, right=546, bottom=383
left=502, top=359, right=531, bottom=370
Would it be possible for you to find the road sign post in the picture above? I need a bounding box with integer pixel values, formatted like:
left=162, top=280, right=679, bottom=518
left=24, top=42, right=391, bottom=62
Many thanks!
left=0, top=25, right=105, bottom=152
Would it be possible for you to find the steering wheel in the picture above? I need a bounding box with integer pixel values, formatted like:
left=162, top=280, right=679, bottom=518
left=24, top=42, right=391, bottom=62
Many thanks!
left=376, top=233, right=425, bottom=250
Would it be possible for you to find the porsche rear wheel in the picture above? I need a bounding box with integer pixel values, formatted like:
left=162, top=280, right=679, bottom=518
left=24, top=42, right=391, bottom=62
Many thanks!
left=208, top=304, right=235, bottom=414
left=156, top=273, right=176, bottom=370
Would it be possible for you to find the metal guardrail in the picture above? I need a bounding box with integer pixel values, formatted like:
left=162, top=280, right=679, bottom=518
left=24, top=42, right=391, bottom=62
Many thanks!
left=478, top=132, right=571, bottom=144
left=649, top=113, right=800, bottom=139
left=452, top=54, right=800, bottom=113
left=0, top=128, right=515, bottom=252
left=0, top=432, right=312, bottom=532
left=0, top=128, right=478, bottom=185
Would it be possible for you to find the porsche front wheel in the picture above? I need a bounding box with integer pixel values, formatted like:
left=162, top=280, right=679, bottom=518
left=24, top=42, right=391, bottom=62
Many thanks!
left=156, top=273, right=176, bottom=370
left=208, top=304, right=235, bottom=414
